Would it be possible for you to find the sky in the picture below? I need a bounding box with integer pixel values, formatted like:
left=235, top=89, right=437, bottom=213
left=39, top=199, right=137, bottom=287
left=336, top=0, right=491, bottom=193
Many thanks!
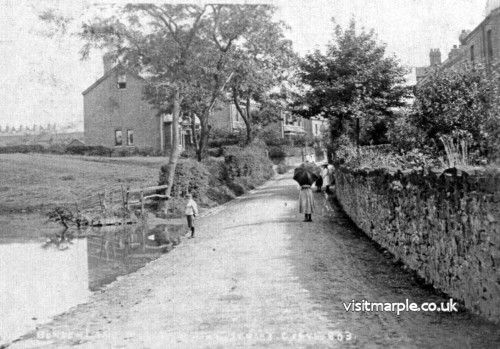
left=0, top=0, right=487, bottom=129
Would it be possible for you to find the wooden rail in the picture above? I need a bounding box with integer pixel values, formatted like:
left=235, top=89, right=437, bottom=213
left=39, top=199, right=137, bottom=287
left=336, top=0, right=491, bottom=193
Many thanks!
left=125, top=184, right=170, bottom=215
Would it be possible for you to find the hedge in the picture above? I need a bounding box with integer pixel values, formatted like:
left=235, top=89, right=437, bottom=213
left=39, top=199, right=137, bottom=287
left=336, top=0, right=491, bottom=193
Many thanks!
left=223, top=145, right=274, bottom=186
left=158, top=159, right=211, bottom=200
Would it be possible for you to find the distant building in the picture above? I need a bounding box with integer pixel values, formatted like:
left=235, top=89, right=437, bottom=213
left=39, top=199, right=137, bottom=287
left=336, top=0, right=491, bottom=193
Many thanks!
left=210, top=103, right=247, bottom=133
left=83, top=57, right=191, bottom=154
left=415, top=49, right=442, bottom=83
left=416, top=3, right=500, bottom=85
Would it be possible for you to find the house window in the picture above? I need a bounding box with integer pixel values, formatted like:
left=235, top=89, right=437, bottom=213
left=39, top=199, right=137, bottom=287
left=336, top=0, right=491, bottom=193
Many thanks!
left=115, top=129, right=122, bottom=146
left=127, top=129, right=134, bottom=145
left=470, top=45, right=475, bottom=63
left=117, top=74, right=127, bottom=89
left=487, top=29, right=494, bottom=60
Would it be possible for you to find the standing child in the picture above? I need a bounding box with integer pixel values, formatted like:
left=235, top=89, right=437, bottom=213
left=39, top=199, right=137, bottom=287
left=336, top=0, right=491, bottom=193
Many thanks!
left=185, top=193, right=198, bottom=238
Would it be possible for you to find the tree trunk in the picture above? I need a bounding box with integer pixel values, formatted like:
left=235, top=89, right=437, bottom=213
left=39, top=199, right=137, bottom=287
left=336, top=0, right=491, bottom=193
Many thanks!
left=164, top=87, right=182, bottom=198
left=232, top=89, right=252, bottom=144
left=190, top=112, right=200, bottom=158
left=196, top=114, right=210, bottom=161
left=245, top=96, right=252, bottom=144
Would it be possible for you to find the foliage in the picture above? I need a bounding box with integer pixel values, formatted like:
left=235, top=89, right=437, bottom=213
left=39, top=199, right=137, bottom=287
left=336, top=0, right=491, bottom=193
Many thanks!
left=228, top=17, right=297, bottom=143
left=0, top=144, right=46, bottom=154
left=256, top=128, right=287, bottom=146
left=411, top=64, right=500, bottom=162
left=223, top=145, right=274, bottom=185
left=386, top=112, right=427, bottom=152
left=267, top=145, right=287, bottom=160
left=440, top=131, right=472, bottom=168
left=298, top=19, right=409, bottom=148
left=208, top=129, right=245, bottom=148
left=335, top=140, right=438, bottom=171
left=158, top=159, right=211, bottom=200
left=202, top=157, right=226, bottom=186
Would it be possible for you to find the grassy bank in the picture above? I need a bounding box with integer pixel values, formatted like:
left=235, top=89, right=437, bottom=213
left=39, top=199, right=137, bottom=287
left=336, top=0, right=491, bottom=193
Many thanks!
left=0, top=154, right=168, bottom=213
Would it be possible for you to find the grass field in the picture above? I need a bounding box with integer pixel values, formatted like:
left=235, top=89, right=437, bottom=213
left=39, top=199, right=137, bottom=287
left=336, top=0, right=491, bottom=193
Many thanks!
left=0, top=154, right=168, bottom=213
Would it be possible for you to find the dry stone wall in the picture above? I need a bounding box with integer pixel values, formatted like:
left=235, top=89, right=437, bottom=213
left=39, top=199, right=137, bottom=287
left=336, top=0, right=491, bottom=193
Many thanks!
left=334, top=166, right=500, bottom=322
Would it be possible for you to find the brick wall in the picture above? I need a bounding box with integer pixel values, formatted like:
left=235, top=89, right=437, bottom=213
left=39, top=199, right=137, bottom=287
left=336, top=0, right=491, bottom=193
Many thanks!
left=83, top=70, right=161, bottom=151
left=334, top=167, right=500, bottom=322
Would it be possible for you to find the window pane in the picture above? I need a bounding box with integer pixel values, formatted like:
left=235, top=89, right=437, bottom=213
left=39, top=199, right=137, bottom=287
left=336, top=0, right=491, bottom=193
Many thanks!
left=118, top=74, right=127, bottom=89
left=488, top=30, right=494, bottom=58
left=115, top=130, right=122, bottom=146
left=127, top=130, right=134, bottom=145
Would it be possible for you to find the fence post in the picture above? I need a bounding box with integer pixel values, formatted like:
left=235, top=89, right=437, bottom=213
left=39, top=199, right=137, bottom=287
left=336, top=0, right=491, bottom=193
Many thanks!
left=140, top=190, right=144, bottom=217
left=126, top=186, right=130, bottom=211
left=103, top=189, right=108, bottom=212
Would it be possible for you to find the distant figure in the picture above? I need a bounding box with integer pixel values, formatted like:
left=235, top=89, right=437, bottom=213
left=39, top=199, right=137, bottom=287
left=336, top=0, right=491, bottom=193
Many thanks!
left=315, top=175, right=323, bottom=192
left=185, top=193, right=198, bottom=238
left=322, top=164, right=332, bottom=193
left=299, top=184, right=314, bottom=222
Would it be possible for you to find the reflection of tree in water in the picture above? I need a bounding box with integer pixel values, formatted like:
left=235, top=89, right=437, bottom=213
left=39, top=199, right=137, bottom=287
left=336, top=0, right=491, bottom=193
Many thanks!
left=41, top=221, right=184, bottom=290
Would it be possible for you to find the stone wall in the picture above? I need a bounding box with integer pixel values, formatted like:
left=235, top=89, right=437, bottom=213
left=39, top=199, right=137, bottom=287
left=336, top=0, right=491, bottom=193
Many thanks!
left=334, top=166, right=500, bottom=322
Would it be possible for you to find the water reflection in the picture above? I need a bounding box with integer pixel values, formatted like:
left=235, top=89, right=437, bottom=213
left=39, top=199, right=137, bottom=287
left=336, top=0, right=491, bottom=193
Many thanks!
left=0, top=220, right=183, bottom=345
left=0, top=238, right=90, bottom=344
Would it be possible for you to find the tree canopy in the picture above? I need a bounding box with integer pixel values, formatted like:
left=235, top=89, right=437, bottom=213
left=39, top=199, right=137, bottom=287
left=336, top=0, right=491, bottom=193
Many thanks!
left=298, top=19, right=410, bottom=147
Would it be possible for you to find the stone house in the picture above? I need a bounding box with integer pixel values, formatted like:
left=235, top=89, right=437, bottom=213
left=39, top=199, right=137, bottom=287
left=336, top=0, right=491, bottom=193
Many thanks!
left=416, top=2, right=500, bottom=85
left=83, top=61, right=192, bottom=154
left=210, top=103, right=246, bottom=133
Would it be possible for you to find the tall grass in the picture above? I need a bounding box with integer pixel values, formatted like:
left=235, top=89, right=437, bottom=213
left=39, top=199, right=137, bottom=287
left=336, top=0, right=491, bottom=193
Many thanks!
left=439, top=134, right=470, bottom=168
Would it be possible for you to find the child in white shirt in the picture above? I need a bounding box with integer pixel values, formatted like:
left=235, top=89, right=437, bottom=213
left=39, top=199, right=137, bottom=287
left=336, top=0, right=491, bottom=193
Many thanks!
left=185, top=193, right=198, bottom=238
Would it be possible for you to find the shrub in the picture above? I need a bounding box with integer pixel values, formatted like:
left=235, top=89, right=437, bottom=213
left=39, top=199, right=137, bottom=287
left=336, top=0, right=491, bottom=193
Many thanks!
left=387, top=114, right=427, bottom=152
left=180, top=147, right=197, bottom=159
left=223, top=145, right=274, bottom=186
left=158, top=159, right=211, bottom=200
left=276, top=163, right=288, bottom=174
left=0, top=144, right=46, bottom=154
left=65, top=145, right=89, bottom=155
left=268, top=145, right=286, bottom=160
left=411, top=64, right=500, bottom=162
left=202, top=157, right=225, bottom=186
left=207, top=147, right=223, bottom=157
left=208, top=129, right=245, bottom=148
left=257, top=129, right=287, bottom=146
left=87, top=145, right=113, bottom=157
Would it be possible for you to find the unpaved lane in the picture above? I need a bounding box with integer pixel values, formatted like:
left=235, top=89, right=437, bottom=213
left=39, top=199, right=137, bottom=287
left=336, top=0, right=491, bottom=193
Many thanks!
left=11, top=173, right=500, bottom=348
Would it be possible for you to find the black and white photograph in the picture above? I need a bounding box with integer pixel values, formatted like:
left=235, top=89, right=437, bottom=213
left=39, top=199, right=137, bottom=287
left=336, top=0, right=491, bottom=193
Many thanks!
left=0, top=0, right=499, bottom=347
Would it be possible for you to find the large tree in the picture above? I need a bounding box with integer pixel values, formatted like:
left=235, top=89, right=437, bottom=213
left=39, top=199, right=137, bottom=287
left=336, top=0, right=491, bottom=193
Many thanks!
left=298, top=19, right=409, bottom=148
left=228, top=17, right=297, bottom=144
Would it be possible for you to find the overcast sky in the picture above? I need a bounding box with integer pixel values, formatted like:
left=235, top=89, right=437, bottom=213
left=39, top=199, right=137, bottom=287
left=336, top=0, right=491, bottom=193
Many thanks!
left=0, top=0, right=488, bottom=128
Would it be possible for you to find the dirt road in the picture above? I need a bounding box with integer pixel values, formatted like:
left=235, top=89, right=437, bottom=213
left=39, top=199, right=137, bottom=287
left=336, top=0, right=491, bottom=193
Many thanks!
left=12, top=173, right=500, bottom=348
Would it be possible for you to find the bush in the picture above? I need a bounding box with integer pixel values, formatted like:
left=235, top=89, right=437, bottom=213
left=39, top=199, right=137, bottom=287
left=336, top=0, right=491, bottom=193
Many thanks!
left=223, top=145, right=274, bottom=186
left=0, top=144, right=46, bottom=154
left=411, top=64, right=500, bottom=162
left=202, top=157, right=226, bottom=186
left=257, top=129, right=287, bottom=146
left=158, top=159, right=211, bottom=200
left=207, top=147, right=223, bottom=157
left=268, top=145, right=286, bottom=160
left=65, top=145, right=113, bottom=156
left=180, top=147, right=197, bottom=159
left=208, top=129, right=245, bottom=148
left=87, top=146, right=113, bottom=157
left=276, top=163, right=288, bottom=174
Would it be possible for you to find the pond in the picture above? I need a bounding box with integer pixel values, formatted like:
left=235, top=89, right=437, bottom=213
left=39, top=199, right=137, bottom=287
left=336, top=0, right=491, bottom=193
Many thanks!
left=0, top=216, right=184, bottom=345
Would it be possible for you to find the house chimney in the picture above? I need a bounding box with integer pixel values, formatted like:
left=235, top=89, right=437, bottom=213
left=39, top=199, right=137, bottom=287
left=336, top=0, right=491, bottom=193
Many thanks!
left=429, top=48, right=442, bottom=66
left=103, top=52, right=115, bottom=73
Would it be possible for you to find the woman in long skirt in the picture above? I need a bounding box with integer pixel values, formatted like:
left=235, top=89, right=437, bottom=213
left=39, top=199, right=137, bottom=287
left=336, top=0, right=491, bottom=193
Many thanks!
left=299, top=184, right=314, bottom=222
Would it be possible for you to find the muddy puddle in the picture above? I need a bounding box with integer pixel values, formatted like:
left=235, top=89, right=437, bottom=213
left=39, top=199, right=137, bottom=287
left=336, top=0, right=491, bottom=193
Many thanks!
left=0, top=215, right=185, bottom=345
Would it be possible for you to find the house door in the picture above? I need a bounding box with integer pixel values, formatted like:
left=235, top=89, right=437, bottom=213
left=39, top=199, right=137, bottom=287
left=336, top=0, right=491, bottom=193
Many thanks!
left=163, top=122, right=172, bottom=153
